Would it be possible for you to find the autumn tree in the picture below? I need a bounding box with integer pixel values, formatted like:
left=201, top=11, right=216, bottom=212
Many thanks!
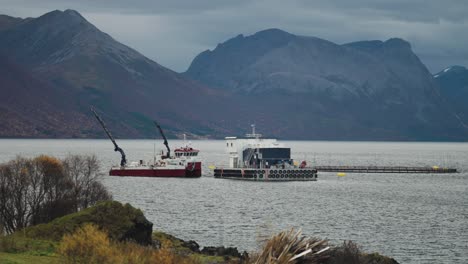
left=0, top=154, right=111, bottom=234
left=63, top=155, right=111, bottom=212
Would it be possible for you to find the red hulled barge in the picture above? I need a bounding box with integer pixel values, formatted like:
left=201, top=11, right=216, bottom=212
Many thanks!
left=92, top=108, right=201, bottom=178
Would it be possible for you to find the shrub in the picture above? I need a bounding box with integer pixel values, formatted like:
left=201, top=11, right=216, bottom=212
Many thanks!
left=325, top=240, right=399, bottom=264
left=58, top=224, right=195, bottom=264
left=327, top=241, right=362, bottom=264
left=58, top=223, right=122, bottom=264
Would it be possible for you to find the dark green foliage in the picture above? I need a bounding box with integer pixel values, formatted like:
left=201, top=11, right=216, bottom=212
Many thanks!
left=326, top=241, right=399, bottom=264
left=327, top=241, right=362, bottom=264
left=20, top=201, right=153, bottom=245
left=362, top=253, right=399, bottom=264
left=0, top=201, right=152, bottom=263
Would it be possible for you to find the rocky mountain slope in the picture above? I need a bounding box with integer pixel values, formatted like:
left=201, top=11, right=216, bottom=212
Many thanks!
left=0, top=14, right=30, bottom=31
left=0, top=10, right=228, bottom=138
left=0, top=54, right=90, bottom=137
left=185, top=29, right=468, bottom=140
left=434, top=66, right=468, bottom=127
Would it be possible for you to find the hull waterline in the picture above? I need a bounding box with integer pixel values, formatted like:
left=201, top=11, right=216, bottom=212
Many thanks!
left=110, top=162, right=202, bottom=178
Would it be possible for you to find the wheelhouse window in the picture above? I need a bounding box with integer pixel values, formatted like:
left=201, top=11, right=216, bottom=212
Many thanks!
left=175, top=151, right=198, bottom=157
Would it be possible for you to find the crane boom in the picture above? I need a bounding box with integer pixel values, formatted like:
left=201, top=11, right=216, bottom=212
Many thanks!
left=154, top=121, right=170, bottom=158
left=91, top=108, right=127, bottom=167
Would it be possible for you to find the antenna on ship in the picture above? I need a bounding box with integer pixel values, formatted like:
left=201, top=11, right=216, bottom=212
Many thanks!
left=246, top=124, right=262, bottom=139
left=245, top=124, right=263, bottom=168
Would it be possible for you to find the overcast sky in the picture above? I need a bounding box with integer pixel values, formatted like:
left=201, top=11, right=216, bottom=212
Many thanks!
left=2, top=0, right=467, bottom=73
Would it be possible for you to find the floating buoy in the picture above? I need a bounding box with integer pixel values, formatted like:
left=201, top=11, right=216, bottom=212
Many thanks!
left=208, top=165, right=216, bottom=170
left=337, top=172, right=346, bottom=177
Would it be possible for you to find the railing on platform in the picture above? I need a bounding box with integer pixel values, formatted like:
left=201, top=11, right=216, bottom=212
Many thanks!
left=315, top=166, right=457, bottom=173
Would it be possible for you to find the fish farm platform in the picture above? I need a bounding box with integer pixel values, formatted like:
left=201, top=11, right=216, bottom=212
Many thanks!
left=315, top=166, right=457, bottom=173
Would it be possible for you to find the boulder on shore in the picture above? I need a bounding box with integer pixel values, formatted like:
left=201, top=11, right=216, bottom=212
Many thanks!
left=201, top=246, right=243, bottom=258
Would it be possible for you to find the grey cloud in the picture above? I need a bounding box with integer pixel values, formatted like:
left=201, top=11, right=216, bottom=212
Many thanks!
left=1, top=0, right=252, bottom=15
left=1, top=0, right=466, bottom=72
left=296, top=0, right=468, bottom=23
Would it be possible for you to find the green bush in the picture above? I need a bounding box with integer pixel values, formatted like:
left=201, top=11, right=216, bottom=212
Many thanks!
left=20, top=201, right=153, bottom=245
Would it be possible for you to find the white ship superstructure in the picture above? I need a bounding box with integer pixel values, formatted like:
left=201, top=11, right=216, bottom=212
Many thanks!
left=215, top=125, right=317, bottom=181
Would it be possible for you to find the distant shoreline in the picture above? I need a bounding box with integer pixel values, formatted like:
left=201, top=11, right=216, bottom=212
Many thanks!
left=1, top=137, right=468, bottom=143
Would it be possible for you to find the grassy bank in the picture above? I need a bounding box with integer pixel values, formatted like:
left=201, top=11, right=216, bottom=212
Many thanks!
left=0, top=201, right=398, bottom=264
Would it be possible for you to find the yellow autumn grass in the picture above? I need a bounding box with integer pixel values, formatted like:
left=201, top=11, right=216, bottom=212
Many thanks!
left=58, top=224, right=121, bottom=264
left=58, top=224, right=195, bottom=264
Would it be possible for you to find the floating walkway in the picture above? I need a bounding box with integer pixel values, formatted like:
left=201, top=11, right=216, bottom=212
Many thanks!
left=315, top=166, right=457, bottom=174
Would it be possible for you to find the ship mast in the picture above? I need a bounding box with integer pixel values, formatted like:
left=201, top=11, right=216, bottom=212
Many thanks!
left=245, top=124, right=263, bottom=168
left=91, top=107, right=127, bottom=167
left=154, top=121, right=170, bottom=159
left=246, top=124, right=262, bottom=139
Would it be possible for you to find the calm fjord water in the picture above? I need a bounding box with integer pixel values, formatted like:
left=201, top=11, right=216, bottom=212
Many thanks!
left=0, top=139, right=467, bottom=263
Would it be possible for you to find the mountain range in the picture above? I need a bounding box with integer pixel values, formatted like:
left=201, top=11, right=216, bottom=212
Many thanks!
left=0, top=10, right=229, bottom=138
left=185, top=29, right=467, bottom=140
left=0, top=10, right=467, bottom=140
